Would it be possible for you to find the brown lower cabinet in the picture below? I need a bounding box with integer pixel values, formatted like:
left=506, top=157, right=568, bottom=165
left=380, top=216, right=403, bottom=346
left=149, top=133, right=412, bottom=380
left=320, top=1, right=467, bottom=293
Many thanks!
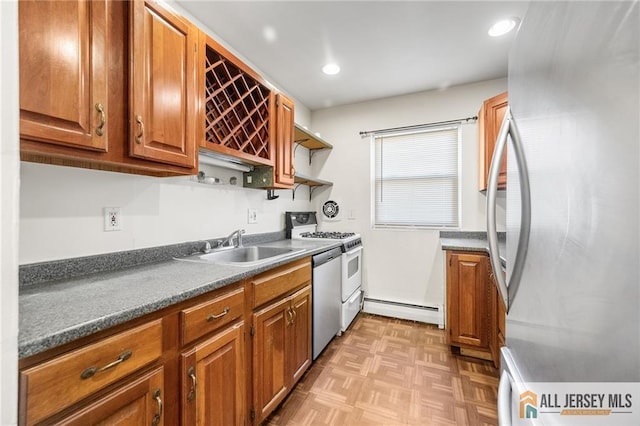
left=489, top=272, right=507, bottom=369
left=446, top=250, right=505, bottom=367
left=18, top=257, right=312, bottom=426
left=250, top=259, right=312, bottom=424
left=181, top=322, right=246, bottom=426
left=54, top=367, right=165, bottom=426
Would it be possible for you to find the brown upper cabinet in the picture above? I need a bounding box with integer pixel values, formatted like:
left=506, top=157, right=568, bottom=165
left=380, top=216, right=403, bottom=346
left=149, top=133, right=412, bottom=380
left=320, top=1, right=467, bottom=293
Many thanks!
left=129, top=0, right=199, bottom=169
left=200, top=34, right=276, bottom=166
left=18, top=0, right=298, bottom=180
left=19, top=0, right=110, bottom=153
left=242, top=93, right=296, bottom=190
left=478, top=91, right=508, bottom=191
left=19, top=0, right=198, bottom=176
left=274, top=94, right=296, bottom=187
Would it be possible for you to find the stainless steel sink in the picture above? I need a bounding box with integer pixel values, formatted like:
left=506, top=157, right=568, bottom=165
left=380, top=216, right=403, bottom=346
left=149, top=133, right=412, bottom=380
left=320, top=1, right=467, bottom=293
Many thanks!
left=174, top=246, right=304, bottom=266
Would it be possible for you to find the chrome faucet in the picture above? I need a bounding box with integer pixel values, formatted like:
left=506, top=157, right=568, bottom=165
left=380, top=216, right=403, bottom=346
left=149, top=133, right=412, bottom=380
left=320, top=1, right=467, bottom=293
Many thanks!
left=221, top=229, right=245, bottom=248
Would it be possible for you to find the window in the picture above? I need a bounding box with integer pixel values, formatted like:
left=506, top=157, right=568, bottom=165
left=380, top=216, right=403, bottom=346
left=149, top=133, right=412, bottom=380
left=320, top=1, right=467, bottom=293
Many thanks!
left=372, top=126, right=460, bottom=228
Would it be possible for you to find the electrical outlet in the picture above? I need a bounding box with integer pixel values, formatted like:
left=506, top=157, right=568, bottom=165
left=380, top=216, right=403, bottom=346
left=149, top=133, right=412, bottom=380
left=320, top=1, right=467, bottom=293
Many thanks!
left=104, top=207, right=121, bottom=231
left=248, top=208, right=258, bottom=224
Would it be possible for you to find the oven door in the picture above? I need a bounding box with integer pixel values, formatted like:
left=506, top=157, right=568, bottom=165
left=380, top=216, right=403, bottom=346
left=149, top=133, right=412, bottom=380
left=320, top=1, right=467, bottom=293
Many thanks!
left=341, top=246, right=362, bottom=301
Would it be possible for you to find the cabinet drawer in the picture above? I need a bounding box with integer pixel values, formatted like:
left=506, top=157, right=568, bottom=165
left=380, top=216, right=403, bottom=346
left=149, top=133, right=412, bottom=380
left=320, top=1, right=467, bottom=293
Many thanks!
left=20, top=319, right=163, bottom=425
left=181, top=287, right=245, bottom=345
left=55, top=367, right=165, bottom=426
left=251, top=258, right=311, bottom=308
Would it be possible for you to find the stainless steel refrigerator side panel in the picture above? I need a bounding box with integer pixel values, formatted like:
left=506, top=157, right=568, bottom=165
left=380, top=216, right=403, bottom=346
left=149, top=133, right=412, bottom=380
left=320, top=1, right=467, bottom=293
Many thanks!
left=506, top=1, right=639, bottom=383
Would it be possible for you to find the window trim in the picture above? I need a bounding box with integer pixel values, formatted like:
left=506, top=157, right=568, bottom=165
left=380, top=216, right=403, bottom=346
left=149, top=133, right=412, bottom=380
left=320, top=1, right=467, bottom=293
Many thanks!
left=369, top=125, right=462, bottom=230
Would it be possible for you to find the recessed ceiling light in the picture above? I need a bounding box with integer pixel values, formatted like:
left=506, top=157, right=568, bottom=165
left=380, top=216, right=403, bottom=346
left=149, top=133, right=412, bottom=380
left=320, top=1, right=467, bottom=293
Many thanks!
left=262, top=26, right=277, bottom=43
left=488, top=18, right=518, bottom=37
left=322, top=63, right=340, bottom=75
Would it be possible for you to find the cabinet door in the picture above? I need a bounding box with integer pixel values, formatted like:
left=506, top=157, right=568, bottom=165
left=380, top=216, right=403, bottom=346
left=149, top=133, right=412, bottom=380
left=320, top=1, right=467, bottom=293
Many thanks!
left=200, top=35, right=275, bottom=166
left=275, top=94, right=295, bottom=187
left=181, top=322, right=245, bottom=426
left=287, top=286, right=312, bottom=385
left=55, top=367, right=164, bottom=426
left=447, top=252, right=489, bottom=348
left=489, top=276, right=500, bottom=368
left=478, top=92, right=508, bottom=190
left=488, top=267, right=507, bottom=366
left=497, top=282, right=506, bottom=347
left=252, top=297, right=290, bottom=424
left=19, top=0, right=108, bottom=152
left=130, top=0, right=197, bottom=169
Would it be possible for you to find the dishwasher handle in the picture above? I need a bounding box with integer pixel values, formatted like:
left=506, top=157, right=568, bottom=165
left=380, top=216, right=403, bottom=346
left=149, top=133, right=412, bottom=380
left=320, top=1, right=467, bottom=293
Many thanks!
left=312, top=247, right=343, bottom=267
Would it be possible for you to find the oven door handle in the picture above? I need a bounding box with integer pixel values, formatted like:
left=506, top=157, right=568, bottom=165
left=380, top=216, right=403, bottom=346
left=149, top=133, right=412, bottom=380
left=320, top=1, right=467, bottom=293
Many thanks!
left=344, top=246, right=362, bottom=257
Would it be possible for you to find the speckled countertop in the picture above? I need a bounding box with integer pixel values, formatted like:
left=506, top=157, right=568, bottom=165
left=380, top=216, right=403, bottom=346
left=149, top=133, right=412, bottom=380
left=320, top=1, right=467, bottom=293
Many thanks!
left=19, top=238, right=340, bottom=359
left=439, top=231, right=507, bottom=268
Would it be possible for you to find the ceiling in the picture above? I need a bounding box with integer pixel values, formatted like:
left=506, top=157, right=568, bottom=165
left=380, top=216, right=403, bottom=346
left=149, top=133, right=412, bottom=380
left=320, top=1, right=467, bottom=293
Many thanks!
left=177, top=1, right=530, bottom=111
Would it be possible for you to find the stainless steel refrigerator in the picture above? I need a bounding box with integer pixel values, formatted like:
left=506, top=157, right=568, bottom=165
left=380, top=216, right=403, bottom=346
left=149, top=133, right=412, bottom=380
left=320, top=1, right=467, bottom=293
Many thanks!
left=485, top=2, right=639, bottom=425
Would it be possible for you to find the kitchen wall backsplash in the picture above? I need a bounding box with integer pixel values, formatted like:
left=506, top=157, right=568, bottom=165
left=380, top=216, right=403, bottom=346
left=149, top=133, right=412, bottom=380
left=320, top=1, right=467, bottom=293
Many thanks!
left=19, top=151, right=313, bottom=264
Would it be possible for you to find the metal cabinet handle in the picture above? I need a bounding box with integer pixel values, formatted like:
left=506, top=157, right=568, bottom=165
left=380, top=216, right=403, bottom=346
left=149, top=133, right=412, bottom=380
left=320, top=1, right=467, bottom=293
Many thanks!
left=187, top=366, right=197, bottom=402
left=486, top=107, right=531, bottom=313
left=207, top=307, right=230, bottom=322
left=135, top=115, right=144, bottom=144
left=80, top=350, right=132, bottom=380
left=291, top=307, right=297, bottom=324
left=152, top=389, right=163, bottom=425
left=287, top=307, right=294, bottom=325
left=95, top=103, right=106, bottom=136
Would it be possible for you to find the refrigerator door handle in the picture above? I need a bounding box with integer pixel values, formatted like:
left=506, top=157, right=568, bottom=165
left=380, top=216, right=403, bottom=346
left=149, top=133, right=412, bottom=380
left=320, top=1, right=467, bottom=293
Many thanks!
left=487, top=107, right=531, bottom=312
left=498, top=369, right=513, bottom=426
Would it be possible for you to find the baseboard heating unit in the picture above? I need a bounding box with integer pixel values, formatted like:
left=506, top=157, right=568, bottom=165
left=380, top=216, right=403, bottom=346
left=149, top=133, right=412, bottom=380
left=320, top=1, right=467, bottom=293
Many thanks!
left=363, top=298, right=444, bottom=329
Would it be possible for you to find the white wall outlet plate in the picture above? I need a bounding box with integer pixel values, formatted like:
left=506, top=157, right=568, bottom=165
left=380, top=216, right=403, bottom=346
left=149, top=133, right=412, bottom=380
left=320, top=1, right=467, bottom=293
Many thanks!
left=248, top=208, right=258, bottom=224
left=104, top=207, right=121, bottom=231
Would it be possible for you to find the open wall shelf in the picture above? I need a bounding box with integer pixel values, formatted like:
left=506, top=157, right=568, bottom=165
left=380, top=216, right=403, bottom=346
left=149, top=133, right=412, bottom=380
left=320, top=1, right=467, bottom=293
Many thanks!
left=294, top=125, right=333, bottom=165
left=292, top=173, right=332, bottom=201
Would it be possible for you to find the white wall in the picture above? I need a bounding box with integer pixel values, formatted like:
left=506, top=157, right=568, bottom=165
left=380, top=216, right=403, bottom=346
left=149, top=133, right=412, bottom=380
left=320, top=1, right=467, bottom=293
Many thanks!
left=20, top=157, right=313, bottom=264
left=310, top=79, right=507, bottom=312
left=0, top=1, right=19, bottom=424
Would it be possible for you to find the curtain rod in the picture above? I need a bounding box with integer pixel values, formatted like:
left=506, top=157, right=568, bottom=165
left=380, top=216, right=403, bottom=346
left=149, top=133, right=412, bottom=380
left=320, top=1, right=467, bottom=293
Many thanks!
left=359, top=115, right=478, bottom=138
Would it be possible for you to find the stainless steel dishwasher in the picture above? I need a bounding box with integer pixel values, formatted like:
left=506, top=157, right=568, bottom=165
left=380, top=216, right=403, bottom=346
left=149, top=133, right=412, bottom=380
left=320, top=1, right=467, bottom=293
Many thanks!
left=312, top=247, right=342, bottom=360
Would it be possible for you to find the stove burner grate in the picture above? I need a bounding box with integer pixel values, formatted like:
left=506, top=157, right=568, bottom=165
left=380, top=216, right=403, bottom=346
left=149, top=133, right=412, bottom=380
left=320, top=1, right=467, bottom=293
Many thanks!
left=300, top=231, right=356, bottom=239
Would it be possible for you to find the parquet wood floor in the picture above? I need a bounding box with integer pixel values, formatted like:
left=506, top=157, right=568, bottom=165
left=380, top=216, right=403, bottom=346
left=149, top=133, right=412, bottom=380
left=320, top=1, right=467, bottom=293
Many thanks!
left=264, top=313, right=499, bottom=426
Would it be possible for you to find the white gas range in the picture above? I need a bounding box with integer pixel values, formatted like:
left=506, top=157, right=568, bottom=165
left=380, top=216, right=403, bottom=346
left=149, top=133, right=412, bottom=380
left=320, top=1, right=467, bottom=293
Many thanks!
left=286, top=212, right=363, bottom=334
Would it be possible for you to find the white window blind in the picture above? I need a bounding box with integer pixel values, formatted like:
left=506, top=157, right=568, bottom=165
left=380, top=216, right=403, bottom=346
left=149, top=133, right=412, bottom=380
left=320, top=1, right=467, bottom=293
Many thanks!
left=373, top=126, right=460, bottom=228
